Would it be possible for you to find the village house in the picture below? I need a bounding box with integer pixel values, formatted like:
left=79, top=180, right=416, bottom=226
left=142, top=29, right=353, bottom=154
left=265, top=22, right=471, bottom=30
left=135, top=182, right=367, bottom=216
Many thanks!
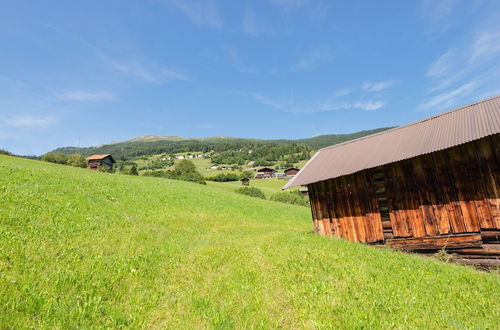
left=284, top=167, right=300, bottom=177
left=85, top=154, right=115, bottom=171
left=284, top=96, right=500, bottom=266
left=255, top=167, right=276, bottom=179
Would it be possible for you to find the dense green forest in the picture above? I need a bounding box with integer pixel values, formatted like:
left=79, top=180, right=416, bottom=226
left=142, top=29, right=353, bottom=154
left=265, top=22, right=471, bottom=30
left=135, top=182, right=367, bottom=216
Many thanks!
left=51, top=127, right=392, bottom=160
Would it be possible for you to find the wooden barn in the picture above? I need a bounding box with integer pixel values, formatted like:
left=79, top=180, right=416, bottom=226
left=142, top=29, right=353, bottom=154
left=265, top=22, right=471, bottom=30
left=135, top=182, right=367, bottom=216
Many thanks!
left=284, top=96, right=500, bottom=266
left=86, top=154, right=115, bottom=171
left=284, top=167, right=300, bottom=177
left=257, top=167, right=276, bottom=175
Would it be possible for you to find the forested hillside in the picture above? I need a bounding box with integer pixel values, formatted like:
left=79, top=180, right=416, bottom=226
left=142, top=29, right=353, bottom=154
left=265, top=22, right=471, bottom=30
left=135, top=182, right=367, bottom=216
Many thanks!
left=51, top=127, right=392, bottom=159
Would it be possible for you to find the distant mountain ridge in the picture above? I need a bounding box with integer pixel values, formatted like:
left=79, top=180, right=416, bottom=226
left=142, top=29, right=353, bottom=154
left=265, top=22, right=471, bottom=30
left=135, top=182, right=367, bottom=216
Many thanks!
left=51, top=127, right=393, bottom=159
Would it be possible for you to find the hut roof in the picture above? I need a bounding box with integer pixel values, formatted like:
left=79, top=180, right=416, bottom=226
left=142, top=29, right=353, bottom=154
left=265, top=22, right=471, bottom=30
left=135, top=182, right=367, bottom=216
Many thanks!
left=85, top=154, right=115, bottom=162
left=284, top=95, right=500, bottom=189
left=257, top=167, right=276, bottom=172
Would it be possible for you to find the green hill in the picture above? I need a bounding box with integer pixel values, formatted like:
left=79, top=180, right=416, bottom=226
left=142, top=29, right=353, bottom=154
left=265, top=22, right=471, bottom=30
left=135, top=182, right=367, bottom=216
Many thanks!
left=50, top=128, right=393, bottom=159
left=1, top=155, right=499, bottom=328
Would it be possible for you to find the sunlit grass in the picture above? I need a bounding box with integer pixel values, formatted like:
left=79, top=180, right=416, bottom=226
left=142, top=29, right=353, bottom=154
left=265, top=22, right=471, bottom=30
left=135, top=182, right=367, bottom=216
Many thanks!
left=0, top=155, right=499, bottom=328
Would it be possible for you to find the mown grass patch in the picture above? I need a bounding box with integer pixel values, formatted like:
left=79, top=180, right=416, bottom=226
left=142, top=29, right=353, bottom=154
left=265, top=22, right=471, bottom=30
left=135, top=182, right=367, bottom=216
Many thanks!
left=0, top=155, right=499, bottom=328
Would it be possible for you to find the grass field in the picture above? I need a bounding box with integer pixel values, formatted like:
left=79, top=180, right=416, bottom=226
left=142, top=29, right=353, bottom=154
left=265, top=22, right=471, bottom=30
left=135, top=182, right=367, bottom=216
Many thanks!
left=207, top=178, right=295, bottom=198
left=1, top=155, right=499, bottom=328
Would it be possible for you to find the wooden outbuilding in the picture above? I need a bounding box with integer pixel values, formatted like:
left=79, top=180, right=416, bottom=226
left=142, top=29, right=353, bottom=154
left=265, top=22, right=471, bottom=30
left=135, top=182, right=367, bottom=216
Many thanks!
left=257, top=167, right=276, bottom=175
left=86, top=154, right=115, bottom=171
left=284, top=96, right=500, bottom=266
left=241, top=177, right=250, bottom=185
left=284, top=167, right=300, bottom=177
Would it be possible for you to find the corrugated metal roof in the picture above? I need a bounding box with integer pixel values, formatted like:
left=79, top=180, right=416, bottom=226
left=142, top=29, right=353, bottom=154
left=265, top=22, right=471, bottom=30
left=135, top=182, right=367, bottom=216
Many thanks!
left=284, top=95, right=500, bottom=189
left=85, top=154, right=112, bottom=160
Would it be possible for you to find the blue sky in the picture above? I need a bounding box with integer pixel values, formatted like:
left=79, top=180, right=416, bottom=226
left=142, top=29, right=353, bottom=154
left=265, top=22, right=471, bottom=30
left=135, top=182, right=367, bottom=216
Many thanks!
left=1, top=0, right=499, bottom=155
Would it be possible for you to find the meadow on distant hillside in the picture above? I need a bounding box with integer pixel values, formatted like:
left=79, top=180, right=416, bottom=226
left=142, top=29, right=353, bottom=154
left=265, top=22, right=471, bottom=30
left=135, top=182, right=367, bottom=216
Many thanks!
left=1, top=155, right=499, bottom=328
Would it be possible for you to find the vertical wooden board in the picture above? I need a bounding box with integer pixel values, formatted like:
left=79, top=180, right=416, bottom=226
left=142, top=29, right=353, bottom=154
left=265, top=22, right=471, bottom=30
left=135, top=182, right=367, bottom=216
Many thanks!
left=348, top=173, right=367, bottom=242
left=323, top=180, right=337, bottom=236
left=308, top=184, right=320, bottom=233
left=354, top=172, right=374, bottom=242
left=400, top=160, right=427, bottom=238
left=446, top=147, right=480, bottom=232
left=340, top=176, right=358, bottom=242
left=412, top=157, right=439, bottom=236
left=365, top=169, right=385, bottom=241
left=420, top=154, right=451, bottom=235
left=331, top=178, right=348, bottom=239
left=355, top=171, right=379, bottom=242
left=479, top=136, right=500, bottom=229
left=319, top=181, right=333, bottom=236
left=461, top=142, right=494, bottom=229
left=326, top=180, right=341, bottom=237
left=384, top=164, right=410, bottom=237
left=490, top=134, right=500, bottom=228
left=474, top=139, right=497, bottom=229
left=392, top=163, right=413, bottom=237
left=431, top=151, right=467, bottom=233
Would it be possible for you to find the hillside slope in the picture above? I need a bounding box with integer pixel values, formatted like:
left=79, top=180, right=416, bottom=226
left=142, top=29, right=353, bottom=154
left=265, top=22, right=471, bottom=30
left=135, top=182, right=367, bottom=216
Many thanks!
left=51, top=127, right=393, bottom=159
left=0, top=156, right=499, bottom=328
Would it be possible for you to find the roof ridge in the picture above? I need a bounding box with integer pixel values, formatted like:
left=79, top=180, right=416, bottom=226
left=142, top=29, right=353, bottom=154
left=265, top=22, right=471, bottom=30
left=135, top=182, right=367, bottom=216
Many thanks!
left=319, top=94, right=500, bottom=152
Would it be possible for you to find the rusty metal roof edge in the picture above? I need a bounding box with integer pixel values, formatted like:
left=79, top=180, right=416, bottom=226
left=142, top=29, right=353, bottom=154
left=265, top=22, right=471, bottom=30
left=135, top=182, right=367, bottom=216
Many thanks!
left=286, top=132, right=497, bottom=189
left=318, top=94, right=500, bottom=153
left=284, top=94, right=500, bottom=189
left=85, top=154, right=112, bottom=160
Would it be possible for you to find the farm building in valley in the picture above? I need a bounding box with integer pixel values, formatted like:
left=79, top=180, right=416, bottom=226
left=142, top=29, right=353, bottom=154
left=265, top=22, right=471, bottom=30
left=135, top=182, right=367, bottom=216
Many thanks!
left=255, top=167, right=276, bottom=179
left=284, top=167, right=300, bottom=177
left=86, top=154, right=115, bottom=170
left=284, top=96, right=500, bottom=266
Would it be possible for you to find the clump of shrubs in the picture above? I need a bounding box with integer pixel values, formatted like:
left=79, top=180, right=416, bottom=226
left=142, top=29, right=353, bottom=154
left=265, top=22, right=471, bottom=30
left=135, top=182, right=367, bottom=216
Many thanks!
left=206, top=170, right=256, bottom=182
left=206, top=173, right=241, bottom=182
left=120, top=165, right=139, bottom=175
left=235, top=187, right=266, bottom=199
left=41, top=152, right=88, bottom=168
left=142, top=160, right=205, bottom=185
left=270, top=190, right=309, bottom=207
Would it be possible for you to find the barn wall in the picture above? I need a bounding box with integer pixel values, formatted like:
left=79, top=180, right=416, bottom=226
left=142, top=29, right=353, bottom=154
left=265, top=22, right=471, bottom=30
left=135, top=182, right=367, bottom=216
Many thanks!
left=307, top=134, right=500, bottom=248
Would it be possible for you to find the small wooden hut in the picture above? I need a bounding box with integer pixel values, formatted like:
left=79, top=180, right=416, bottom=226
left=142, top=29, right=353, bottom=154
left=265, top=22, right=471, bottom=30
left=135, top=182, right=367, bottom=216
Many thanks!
left=284, top=96, right=500, bottom=266
left=257, top=167, right=276, bottom=175
left=284, top=167, right=300, bottom=177
left=241, top=177, right=250, bottom=186
left=86, top=154, right=115, bottom=171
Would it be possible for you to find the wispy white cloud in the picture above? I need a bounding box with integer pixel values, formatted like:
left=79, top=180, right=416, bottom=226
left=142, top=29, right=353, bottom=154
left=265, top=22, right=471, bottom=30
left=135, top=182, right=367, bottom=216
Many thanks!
left=334, top=89, right=350, bottom=97
left=292, top=48, right=332, bottom=71
left=469, top=30, right=500, bottom=64
left=0, top=114, right=56, bottom=128
left=362, top=80, right=396, bottom=92
left=55, top=89, right=116, bottom=102
left=169, top=0, right=222, bottom=29
left=251, top=90, right=385, bottom=113
left=420, top=23, right=500, bottom=111
left=420, top=0, right=458, bottom=23
left=418, top=82, right=476, bottom=111
left=106, top=58, right=189, bottom=83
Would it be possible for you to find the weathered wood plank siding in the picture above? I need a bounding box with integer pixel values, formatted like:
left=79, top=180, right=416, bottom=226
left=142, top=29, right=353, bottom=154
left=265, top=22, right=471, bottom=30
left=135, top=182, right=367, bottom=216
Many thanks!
left=307, top=134, right=500, bottom=250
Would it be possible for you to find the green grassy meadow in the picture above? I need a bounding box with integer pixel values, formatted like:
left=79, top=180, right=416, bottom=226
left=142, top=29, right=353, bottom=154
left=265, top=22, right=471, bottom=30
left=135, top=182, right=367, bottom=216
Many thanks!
left=207, top=178, right=294, bottom=198
left=1, top=155, right=499, bottom=328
